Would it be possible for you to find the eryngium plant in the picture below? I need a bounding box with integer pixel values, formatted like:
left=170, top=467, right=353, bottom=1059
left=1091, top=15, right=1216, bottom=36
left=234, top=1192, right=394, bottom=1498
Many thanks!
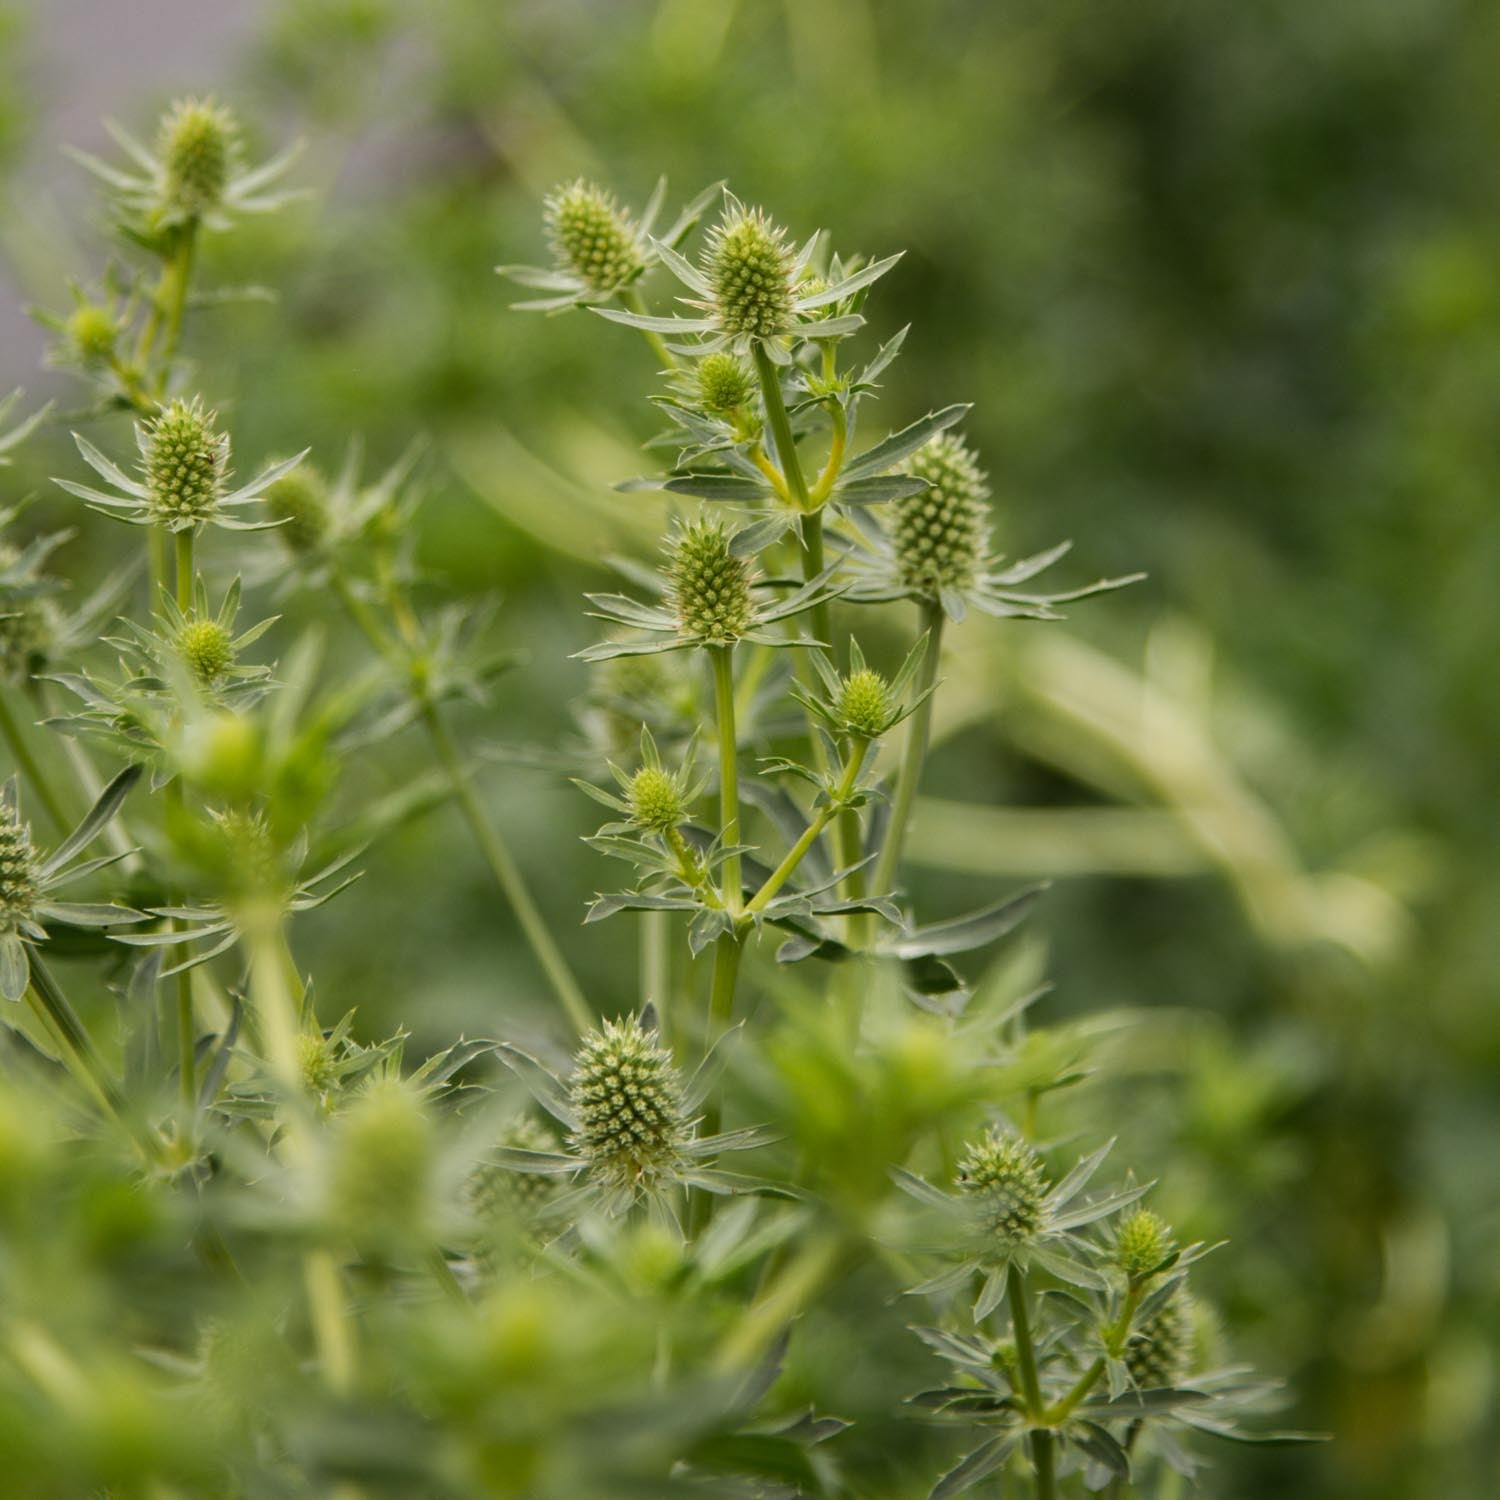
left=0, top=88, right=1316, bottom=1500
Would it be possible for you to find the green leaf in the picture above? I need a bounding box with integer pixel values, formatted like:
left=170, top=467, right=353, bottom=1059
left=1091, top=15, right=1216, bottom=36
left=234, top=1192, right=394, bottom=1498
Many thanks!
left=840, top=404, right=972, bottom=483
left=881, top=885, right=1046, bottom=960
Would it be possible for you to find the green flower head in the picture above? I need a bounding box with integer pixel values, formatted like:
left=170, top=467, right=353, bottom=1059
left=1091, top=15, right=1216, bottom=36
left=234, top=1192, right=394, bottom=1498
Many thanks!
left=892, top=431, right=991, bottom=599
left=835, top=668, right=896, bottom=740
left=627, top=765, right=687, bottom=834
left=1126, top=1289, right=1195, bottom=1389
left=156, top=97, right=240, bottom=222
left=177, top=617, right=235, bottom=685
left=0, top=800, right=39, bottom=939
left=666, top=518, right=754, bottom=646
left=1112, top=1207, right=1176, bottom=1282
left=263, top=461, right=331, bottom=554
left=695, top=351, right=754, bottom=413
left=956, top=1127, right=1050, bottom=1248
left=704, top=203, right=796, bottom=341
left=544, top=180, right=646, bottom=297
left=65, top=302, right=119, bottom=365
left=144, top=398, right=230, bottom=526
left=569, top=1016, right=687, bottom=1190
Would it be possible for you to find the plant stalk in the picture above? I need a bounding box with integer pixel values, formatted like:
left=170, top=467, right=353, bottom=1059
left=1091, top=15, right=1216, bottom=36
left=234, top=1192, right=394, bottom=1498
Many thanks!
left=622, top=287, right=678, bottom=370
left=1008, top=1267, right=1057, bottom=1500
left=871, top=600, right=944, bottom=900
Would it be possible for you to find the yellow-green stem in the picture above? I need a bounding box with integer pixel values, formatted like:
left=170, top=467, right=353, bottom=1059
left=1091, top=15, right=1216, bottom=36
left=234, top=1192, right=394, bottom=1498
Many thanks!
left=710, top=646, right=741, bottom=913
left=752, top=342, right=811, bottom=510
left=154, top=225, right=198, bottom=393
left=174, top=528, right=194, bottom=611
left=871, top=600, right=944, bottom=900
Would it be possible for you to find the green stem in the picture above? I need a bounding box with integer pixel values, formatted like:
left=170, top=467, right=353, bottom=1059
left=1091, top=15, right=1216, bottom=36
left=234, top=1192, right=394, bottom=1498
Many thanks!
left=710, top=646, right=741, bottom=914
left=174, top=528, right=194, bottom=612
left=420, top=701, right=591, bottom=1035
left=154, top=224, right=198, bottom=394
left=743, top=739, right=868, bottom=918
left=871, top=601, right=944, bottom=901
left=752, top=342, right=811, bottom=510
left=0, top=692, right=71, bottom=834
left=641, top=909, right=669, bottom=1023
left=1007, top=1267, right=1057, bottom=1500
left=622, top=287, right=678, bottom=370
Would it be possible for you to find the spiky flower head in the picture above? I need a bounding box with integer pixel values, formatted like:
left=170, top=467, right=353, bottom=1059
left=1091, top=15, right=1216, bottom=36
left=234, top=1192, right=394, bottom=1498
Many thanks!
left=0, top=799, right=38, bottom=937
left=568, top=1016, right=687, bottom=1189
left=143, top=398, right=229, bottom=527
left=544, top=180, right=645, bottom=296
left=666, top=519, right=753, bottom=646
left=1113, top=1208, right=1176, bottom=1282
left=891, top=432, right=991, bottom=598
left=177, top=618, right=234, bottom=685
left=66, top=302, right=119, bottom=365
left=156, top=97, right=239, bottom=221
left=626, top=765, right=687, bottom=834
left=1126, top=1290, right=1196, bottom=1388
left=468, top=1115, right=560, bottom=1226
left=696, top=352, right=753, bottom=412
left=834, top=667, right=896, bottom=740
left=297, top=1030, right=339, bottom=1097
left=263, top=461, right=330, bottom=554
left=704, top=204, right=795, bottom=340
left=956, top=1128, right=1049, bottom=1247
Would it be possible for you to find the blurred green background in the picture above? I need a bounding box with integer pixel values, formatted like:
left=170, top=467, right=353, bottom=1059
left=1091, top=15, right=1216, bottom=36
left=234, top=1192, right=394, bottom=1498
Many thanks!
left=2, top=2, right=1497, bottom=1496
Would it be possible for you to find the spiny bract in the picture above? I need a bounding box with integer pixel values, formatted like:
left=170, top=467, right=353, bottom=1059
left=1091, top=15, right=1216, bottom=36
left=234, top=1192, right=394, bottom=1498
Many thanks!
left=1126, top=1289, right=1196, bottom=1388
left=178, top=618, right=234, bottom=684
left=627, top=765, right=686, bottom=833
left=264, top=462, right=330, bottom=553
left=544, top=180, right=645, bottom=295
left=892, top=431, right=991, bottom=597
left=143, top=398, right=229, bottom=526
left=157, top=97, right=239, bottom=221
left=835, top=667, right=896, bottom=739
left=696, top=352, right=753, bottom=412
left=0, top=802, right=38, bottom=935
left=666, top=519, right=753, bottom=645
left=956, top=1127, right=1049, bottom=1246
left=568, top=1016, right=687, bottom=1187
left=1113, top=1207, right=1176, bottom=1281
left=704, top=204, right=795, bottom=340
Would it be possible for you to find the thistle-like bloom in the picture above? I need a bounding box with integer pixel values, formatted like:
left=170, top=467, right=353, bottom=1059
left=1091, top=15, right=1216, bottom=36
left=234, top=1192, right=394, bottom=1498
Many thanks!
left=1111, top=1207, right=1177, bottom=1284
left=55, top=399, right=307, bottom=533
left=0, top=767, right=144, bottom=1002
left=499, top=177, right=722, bottom=313
left=574, top=725, right=706, bottom=842
left=108, top=576, right=276, bottom=701
left=496, top=1011, right=777, bottom=1224
left=576, top=516, right=841, bottom=663
left=67, top=96, right=304, bottom=234
left=1126, top=1289, right=1196, bottom=1389
left=842, top=429, right=1143, bottom=623
left=792, top=635, right=935, bottom=742
left=695, top=351, right=754, bottom=413
left=893, top=1130, right=1147, bottom=1317
left=598, top=193, right=900, bottom=360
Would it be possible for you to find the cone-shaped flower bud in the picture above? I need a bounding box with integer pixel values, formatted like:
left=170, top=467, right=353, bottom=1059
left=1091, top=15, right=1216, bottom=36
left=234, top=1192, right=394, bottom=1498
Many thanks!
left=544, top=180, right=645, bottom=296
left=157, top=97, right=239, bottom=221
left=704, top=204, right=795, bottom=340
left=1113, top=1208, right=1175, bottom=1282
left=330, top=1076, right=434, bottom=1245
left=143, top=398, right=229, bottom=526
left=0, top=801, right=38, bottom=936
left=568, top=1016, right=687, bottom=1189
left=468, top=1116, right=560, bottom=1225
left=177, top=618, right=234, bottom=685
left=66, top=303, right=119, bottom=365
left=666, top=519, right=753, bottom=646
left=297, top=1030, right=338, bottom=1096
left=696, top=352, right=753, bottom=412
left=892, top=432, right=991, bottom=598
left=627, top=766, right=687, bottom=833
left=1126, top=1290, right=1195, bottom=1388
left=956, top=1127, right=1049, bottom=1247
left=264, top=462, right=330, bottom=554
left=835, top=667, right=896, bottom=740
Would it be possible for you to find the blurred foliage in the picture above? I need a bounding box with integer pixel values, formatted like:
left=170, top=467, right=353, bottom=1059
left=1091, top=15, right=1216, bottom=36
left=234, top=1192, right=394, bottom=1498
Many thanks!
left=0, top=1, right=1497, bottom=1496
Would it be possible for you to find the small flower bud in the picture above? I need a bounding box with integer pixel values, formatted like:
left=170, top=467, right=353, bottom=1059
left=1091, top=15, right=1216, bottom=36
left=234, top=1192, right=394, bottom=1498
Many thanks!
left=330, top=1076, right=434, bottom=1246
left=569, top=1016, right=686, bottom=1189
left=627, top=765, right=686, bottom=833
left=177, top=618, right=234, bottom=684
left=892, top=432, right=991, bottom=598
left=66, top=303, right=119, bottom=365
left=143, top=398, right=229, bottom=527
left=1113, top=1208, right=1175, bottom=1282
left=178, top=713, right=261, bottom=802
left=704, top=204, right=795, bottom=340
left=263, top=462, right=330, bottom=554
left=835, top=667, right=895, bottom=739
left=156, top=97, right=238, bottom=221
left=1126, top=1290, right=1195, bottom=1388
left=0, top=801, right=39, bottom=935
left=666, top=519, right=753, bottom=646
left=544, top=180, right=645, bottom=296
left=297, top=1030, right=339, bottom=1097
left=956, top=1128, right=1049, bottom=1247
left=696, top=352, right=753, bottom=412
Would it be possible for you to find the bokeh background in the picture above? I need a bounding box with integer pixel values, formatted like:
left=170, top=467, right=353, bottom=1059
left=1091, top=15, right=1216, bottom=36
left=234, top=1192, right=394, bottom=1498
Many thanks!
left=2, top=3, right=1497, bottom=1496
